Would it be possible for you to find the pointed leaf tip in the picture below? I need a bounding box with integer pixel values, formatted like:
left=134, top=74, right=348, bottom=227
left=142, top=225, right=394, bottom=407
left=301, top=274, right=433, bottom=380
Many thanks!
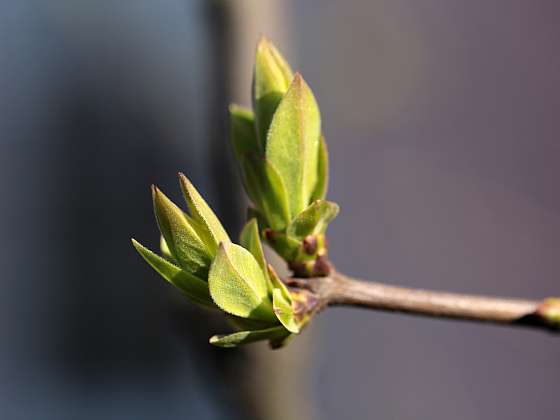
left=131, top=239, right=213, bottom=307
left=253, top=38, right=294, bottom=149
left=178, top=172, right=230, bottom=250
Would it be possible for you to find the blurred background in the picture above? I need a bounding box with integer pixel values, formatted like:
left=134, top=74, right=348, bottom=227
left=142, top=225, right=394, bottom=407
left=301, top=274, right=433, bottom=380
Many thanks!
left=1, top=1, right=559, bottom=419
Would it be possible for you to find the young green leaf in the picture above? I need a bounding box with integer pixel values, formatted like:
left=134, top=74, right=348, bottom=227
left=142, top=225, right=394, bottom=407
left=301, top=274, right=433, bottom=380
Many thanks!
left=178, top=173, right=230, bottom=252
left=229, top=104, right=261, bottom=158
left=208, top=242, right=275, bottom=321
left=132, top=239, right=214, bottom=307
left=310, top=135, right=329, bottom=202
left=239, top=218, right=273, bottom=293
left=266, top=73, right=321, bottom=218
left=273, top=288, right=299, bottom=333
left=253, top=37, right=293, bottom=148
left=288, top=200, right=340, bottom=239
left=152, top=186, right=212, bottom=278
left=209, top=325, right=288, bottom=348
left=240, top=155, right=291, bottom=231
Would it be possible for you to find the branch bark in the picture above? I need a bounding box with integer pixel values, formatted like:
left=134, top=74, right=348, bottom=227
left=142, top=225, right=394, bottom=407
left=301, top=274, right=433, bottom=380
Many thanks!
left=287, top=271, right=560, bottom=332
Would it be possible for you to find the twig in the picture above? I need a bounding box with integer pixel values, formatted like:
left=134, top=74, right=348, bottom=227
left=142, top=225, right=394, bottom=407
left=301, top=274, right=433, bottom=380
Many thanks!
left=287, top=271, right=560, bottom=332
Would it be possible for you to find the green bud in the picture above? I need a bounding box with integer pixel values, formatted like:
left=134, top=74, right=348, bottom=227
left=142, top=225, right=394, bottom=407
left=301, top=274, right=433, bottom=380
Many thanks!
left=253, top=37, right=293, bottom=148
left=134, top=37, right=340, bottom=350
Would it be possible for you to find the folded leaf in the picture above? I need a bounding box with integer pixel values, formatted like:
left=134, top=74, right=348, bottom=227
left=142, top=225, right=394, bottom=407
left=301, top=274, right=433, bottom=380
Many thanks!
left=179, top=173, right=230, bottom=252
left=288, top=200, right=339, bottom=239
left=266, top=74, right=321, bottom=218
left=267, top=265, right=299, bottom=333
left=208, top=242, right=275, bottom=321
left=241, top=155, right=290, bottom=231
left=229, top=104, right=261, bottom=158
left=273, top=289, right=299, bottom=333
left=132, top=239, right=213, bottom=307
left=253, top=37, right=293, bottom=149
left=267, top=264, right=291, bottom=301
left=239, top=218, right=273, bottom=293
left=210, top=325, right=288, bottom=348
left=310, top=135, right=329, bottom=202
left=152, top=186, right=212, bottom=278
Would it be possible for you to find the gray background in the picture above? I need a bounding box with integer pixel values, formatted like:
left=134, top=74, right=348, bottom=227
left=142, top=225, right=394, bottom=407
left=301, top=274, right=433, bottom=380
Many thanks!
left=1, top=1, right=559, bottom=419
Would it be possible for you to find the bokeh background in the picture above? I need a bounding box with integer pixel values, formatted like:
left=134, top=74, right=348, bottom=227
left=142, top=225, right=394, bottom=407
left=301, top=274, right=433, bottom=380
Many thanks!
left=1, top=1, right=559, bottom=419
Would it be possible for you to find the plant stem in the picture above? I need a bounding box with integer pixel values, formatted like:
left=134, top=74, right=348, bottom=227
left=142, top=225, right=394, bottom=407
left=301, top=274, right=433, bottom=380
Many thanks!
left=288, top=272, right=559, bottom=331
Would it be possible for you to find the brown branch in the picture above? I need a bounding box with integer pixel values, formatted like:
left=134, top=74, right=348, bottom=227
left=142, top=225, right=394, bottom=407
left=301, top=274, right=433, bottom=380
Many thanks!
left=287, top=271, right=560, bottom=332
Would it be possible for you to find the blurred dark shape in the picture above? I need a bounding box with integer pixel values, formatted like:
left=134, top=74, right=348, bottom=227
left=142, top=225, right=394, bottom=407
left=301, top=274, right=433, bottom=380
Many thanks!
left=0, top=1, right=249, bottom=419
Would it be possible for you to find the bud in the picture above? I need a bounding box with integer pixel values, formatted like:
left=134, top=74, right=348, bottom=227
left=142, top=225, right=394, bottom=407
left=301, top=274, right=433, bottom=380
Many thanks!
left=231, top=40, right=337, bottom=276
left=537, top=298, right=560, bottom=329
left=134, top=37, right=340, bottom=349
left=134, top=174, right=300, bottom=348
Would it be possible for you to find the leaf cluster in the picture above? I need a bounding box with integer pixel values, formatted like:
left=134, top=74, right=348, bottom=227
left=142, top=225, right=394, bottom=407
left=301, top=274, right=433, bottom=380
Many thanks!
left=133, top=38, right=339, bottom=348
left=230, top=38, right=338, bottom=276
